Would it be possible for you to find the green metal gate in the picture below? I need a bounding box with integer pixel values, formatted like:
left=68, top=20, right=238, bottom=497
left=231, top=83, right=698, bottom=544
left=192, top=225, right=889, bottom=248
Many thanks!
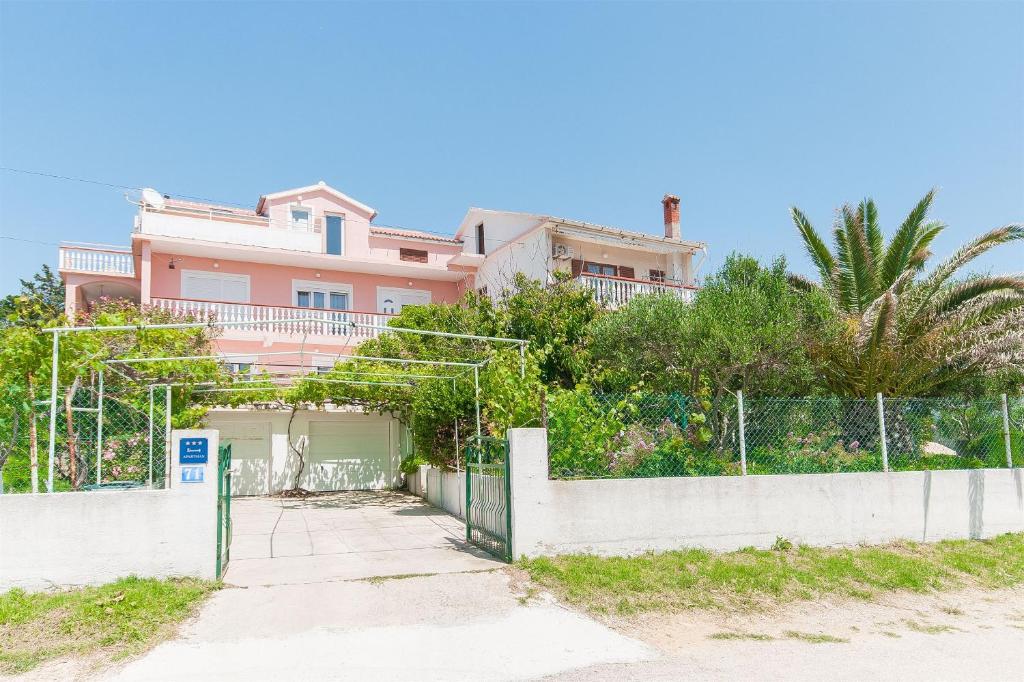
left=216, top=443, right=233, bottom=579
left=464, top=436, right=512, bottom=562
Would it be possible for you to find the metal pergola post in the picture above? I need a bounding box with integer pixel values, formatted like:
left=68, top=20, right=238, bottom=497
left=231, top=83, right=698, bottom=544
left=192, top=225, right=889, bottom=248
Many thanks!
left=96, top=369, right=104, bottom=485
left=164, top=385, right=171, bottom=489
left=473, top=365, right=481, bottom=441
left=148, top=385, right=154, bottom=487
left=46, top=332, right=59, bottom=493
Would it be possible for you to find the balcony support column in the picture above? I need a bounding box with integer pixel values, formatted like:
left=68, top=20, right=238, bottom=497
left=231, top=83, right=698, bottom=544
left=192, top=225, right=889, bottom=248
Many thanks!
left=670, top=252, right=685, bottom=285
left=140, top=242, right=152, bottom=306
left=64, top=282, right=79, bottom=318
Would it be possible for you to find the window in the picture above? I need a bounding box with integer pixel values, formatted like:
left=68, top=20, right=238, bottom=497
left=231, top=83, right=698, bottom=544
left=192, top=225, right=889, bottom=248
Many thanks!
left=325, top=215, right=344, bottom=255
left=180, top=270, right=250, bottom=302
left=475, top=223, right=486, bottom=255
left=399, top=248, right=429, bottom=263
left=290, top=206, right=311, bottom=231
left=649, top=269, right=666, bottom=282
left=293, top=279, right=352, bottom=310
left=585, top=262, right=617, bottom=277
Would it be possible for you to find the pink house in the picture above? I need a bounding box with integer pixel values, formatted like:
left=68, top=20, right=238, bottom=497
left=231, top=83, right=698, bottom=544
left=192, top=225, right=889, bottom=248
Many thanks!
left=59, top=182, right=706, bottom=372
left=56, top=182, right=707, bottom=494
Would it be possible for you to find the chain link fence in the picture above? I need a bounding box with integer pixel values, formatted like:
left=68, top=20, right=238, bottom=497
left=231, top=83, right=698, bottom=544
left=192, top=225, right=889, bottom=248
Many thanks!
left=546, top=392, right=742, bottom=479
left=548, top=393, right=1023, bottom=479
left=0, top=384, right=170, bottom=494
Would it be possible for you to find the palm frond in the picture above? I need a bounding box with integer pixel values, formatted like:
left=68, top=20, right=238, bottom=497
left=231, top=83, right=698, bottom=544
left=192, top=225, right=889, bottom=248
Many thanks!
left=879, top=189, right=936, bottom=288
left=842, top=204, right=876, bottom=311
left=832, top=222, right=857, bottom=312
left=786, top=273, right=821, bottom=293
left=790, top=206, right=837, bottom=287
left=861, top=198, right=884, bottom=265
left=917, top=224, right=1024, bottom=307
left=926, top=275, right=1024, bottom=319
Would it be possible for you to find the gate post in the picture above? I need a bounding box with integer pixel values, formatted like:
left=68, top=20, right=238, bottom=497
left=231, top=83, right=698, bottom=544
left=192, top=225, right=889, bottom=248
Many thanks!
left=506, top=428, right=549, bottom=560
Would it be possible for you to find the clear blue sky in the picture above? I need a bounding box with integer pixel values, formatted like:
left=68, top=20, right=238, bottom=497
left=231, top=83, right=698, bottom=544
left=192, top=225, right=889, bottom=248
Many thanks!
left=1, top=1, right=1021, bottom=294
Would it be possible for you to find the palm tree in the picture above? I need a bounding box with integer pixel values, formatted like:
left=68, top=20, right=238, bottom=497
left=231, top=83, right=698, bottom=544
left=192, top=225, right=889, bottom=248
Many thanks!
left=790, top=190, right=1023, bottom=396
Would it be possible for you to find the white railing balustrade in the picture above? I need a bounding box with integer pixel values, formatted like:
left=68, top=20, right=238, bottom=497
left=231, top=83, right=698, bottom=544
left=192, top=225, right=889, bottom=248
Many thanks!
left=59, top=246, right=135, bottom=276
left=578, top=273, right=695, bottom=308
left=151, top=298, right=394, bottom=341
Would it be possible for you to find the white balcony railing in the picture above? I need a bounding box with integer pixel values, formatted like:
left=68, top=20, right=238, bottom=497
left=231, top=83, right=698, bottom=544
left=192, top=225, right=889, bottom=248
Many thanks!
left=151, top=298, right=395, bottom=342
left=59, top=245, right=135, bottom=276
left=578, top=273, right=696, bottom=308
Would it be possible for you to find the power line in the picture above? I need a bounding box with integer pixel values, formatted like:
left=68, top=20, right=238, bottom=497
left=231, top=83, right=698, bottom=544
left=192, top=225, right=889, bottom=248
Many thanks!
left=0, top=235, right=62, bottom=247
left=0, top=166, right=246, bottom=207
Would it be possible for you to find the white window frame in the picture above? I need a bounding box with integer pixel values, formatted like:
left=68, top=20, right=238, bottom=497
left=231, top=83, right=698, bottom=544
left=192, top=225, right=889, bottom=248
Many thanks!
left=324, top=212, right=346, bottom=256
left=289, top=203, right=313, bottom=232
left=292, top=279, right=353, bottom=310
left=180, top=269, right=251, bottom=303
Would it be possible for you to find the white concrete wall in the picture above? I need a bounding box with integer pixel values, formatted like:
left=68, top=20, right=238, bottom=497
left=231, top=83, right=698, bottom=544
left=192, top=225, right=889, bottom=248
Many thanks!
left=507, top=429, right=1024, bottom=558
left=408, top=465, right=465, bottom=519
left=1, top=431, right=219, bottom=592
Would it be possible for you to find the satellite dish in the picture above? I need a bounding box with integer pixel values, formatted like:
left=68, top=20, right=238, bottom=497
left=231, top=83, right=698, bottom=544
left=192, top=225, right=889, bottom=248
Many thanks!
left=141, top=188, right=166, bottom=210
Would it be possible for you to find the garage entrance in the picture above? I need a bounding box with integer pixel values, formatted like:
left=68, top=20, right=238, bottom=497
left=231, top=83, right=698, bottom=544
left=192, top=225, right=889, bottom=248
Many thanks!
left=225, top=490, right=502, bottom=587
left=305, top=418, right=396, bottom=491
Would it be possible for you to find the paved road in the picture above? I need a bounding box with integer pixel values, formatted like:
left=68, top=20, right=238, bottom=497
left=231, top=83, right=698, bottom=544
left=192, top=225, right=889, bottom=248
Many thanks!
left=97, top=492, right=1024, bottom=681
left=103, top=492, right=654, bottom=681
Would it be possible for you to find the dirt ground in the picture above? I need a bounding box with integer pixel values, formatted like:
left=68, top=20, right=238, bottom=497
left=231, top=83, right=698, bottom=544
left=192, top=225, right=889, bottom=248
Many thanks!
left=543, top=586, right=1024, bottom=681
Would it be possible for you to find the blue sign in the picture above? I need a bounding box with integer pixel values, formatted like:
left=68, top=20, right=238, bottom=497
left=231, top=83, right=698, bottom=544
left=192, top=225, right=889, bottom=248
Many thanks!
left=180, top=465, right=205, bottom=484
left=179, top=438, right=209, bottom=464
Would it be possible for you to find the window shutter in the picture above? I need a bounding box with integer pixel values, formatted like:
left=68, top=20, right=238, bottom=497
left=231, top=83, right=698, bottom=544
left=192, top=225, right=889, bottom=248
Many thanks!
left=181, top=273, right=221, bottom=301
left=399, top=248, right=429, bottom=263
left=221, top=276, right=249, bottom=303
left=618, top=266, right=635, bottom=279
left=570, top=259, right=583, bottom=277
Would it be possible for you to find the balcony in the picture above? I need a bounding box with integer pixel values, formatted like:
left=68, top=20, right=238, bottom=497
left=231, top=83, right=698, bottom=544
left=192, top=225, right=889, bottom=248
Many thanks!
left=137, top=204, right=323, bottom=253
left=59, top=244, right=135, bottom=277
left=578, top=273, right=696, bottom=308
left=151, top=298, right=395, bottom=344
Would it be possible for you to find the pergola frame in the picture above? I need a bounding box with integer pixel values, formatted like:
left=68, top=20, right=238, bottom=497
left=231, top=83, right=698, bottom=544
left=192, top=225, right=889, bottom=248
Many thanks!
left=41, top=315, right=527, bottom=492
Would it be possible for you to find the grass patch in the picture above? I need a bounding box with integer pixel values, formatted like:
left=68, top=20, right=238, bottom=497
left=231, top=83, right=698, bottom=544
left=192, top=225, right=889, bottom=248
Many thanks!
left=708, top=631, right=774, bottom=641
left=784, top=630, right=849, bottom=644
left=903, top=619, right=955, bottom=634
left=0, top=576, right=217, bottom=675
left=518, top=532, right=1024, bottom=615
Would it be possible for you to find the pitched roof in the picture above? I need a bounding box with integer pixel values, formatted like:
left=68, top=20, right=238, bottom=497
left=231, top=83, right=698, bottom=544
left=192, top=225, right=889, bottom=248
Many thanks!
left=369, top=226, right=462, bottom=244
left=255, top=181, right=377, bottom=219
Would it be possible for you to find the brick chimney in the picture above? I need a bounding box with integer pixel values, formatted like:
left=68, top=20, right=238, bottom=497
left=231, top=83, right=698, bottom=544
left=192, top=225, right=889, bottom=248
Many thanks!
left=662, top=194, right=681, bottom=239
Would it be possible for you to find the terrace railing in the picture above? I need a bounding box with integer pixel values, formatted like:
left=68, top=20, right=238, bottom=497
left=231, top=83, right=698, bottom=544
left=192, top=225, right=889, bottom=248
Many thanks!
left=577, top=273, right=696, bottom=308
left=151, top=298, right=394, bottom=341
left=59, top=244, right=135, bottom=276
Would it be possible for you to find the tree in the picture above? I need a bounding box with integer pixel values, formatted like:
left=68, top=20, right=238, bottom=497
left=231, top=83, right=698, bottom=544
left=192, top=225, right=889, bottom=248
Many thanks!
left=588, top=254, right=826, bottom=452
left=0, top=265, right=64, bottom=492
left=0, top=264, right=64, bottom=328
left=589, top=254, right=825, bottom=397
left=790, top=191, right=1024, bottom=396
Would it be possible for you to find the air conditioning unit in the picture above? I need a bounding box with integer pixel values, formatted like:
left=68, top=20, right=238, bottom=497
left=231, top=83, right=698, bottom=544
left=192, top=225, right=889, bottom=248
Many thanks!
left=551, top=243, right=575, bottom=260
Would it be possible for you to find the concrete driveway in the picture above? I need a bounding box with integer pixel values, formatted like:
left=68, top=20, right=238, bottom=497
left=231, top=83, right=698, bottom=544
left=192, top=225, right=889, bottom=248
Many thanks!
left=226, top=490, right=501, bottom=587
left=103, top=490, right=655, bottom=681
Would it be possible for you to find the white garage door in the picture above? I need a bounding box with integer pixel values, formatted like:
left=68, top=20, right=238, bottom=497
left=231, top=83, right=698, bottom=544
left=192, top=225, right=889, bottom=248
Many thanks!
left=219, top=422, right=271, bottom=496
left=304, top=420, right=392, bottom=491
